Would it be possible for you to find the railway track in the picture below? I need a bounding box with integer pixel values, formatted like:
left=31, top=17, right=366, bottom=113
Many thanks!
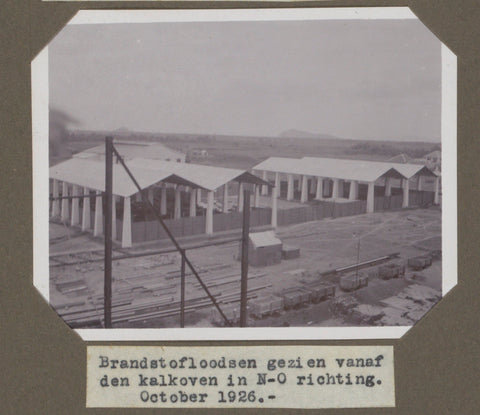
left=49, top=236, right=242, bottom=267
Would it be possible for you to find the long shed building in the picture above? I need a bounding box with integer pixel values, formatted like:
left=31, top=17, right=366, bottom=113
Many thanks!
left=50, top=156, right=271, bottom=248
left=253, top=156, right=440, bottom=213
left=49, top=149, right=440, bottom=249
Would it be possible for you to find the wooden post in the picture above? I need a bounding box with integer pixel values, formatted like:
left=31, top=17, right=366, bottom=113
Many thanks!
left=287, top=174, right=294, bottom=200
left=367, top=181, right=375, bottom=213
left=349, top=180, right=358, bottom=200
left=238, top=182, right=244, bottom=212
left=240, top=190, right=250, bottom=327
left=70, top=185, right=80, bottom=226
left=261, top=171, right=268, bottom=195
left=104, top=136, right=113, bottom=329
left=122, top=196, right=132, bottom=248
left=206, top=190, right=214, bottom=235
left=271, top=172, right=279, bottom=228
left=61, top=182, right=69, bottom=222
left=223, top=184, right=229, bottom=213
left=189, top=188, right=197, bottom=217
left=338, top=180, right=344, bottom=199
left=52, top=179, right=60, bottom=217
left=112, top=195, right=117, bottom=241
left=434, top=176, right=440, bottom=204
left=180, top=248, right=186, bottom=328
left=93, top=191, right=103, bottom=237
left=402, top=178, right=410, bottom=208
left=315, top=177, right=323, bottom=200
left=174, top=185, right=182, bottom=219
left=81, top=187, right=91, bottom=231
left=160, top=183, right=167, bottom=216
left=300, top=175, right=308, bottom=203
left=332, top=179, right=339, bottom=199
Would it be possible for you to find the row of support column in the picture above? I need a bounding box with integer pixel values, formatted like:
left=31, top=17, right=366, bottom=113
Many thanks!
left=51, top=179, right=270, bottom=248
left=269, top=173, right=356, bottom=203
left=51, top=180, right=137, bottom=248
left=54, top=171, right=435, bottom=248
left=134, top=183, right=198, bottom=220
left=257, top=170, right=441, bottom=218
left=51, top=179, right=119, bottom=241
left=53, top=185, right=195, bottom=248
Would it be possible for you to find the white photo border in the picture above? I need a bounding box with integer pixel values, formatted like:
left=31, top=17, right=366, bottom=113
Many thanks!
left=32, top=7, right=457, bottom=341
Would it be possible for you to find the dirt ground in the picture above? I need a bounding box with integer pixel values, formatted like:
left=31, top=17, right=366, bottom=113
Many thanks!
left=49, top=206, right=442, bottom=329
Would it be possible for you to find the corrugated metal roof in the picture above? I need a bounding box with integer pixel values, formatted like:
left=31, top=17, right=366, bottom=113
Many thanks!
left=386, top=163, right=437, bottom=179
left=303, top=157, right=407, bottom=182
left=249, top=231, right=282, bottom=248
left=128, top=159, right=245, bottom=191
left=50, top=158, right=181, bottom=197
left=129, top=159, right=270, bottom=191
left=50, top=157, right=270, bottom=197
left=254, top=157, right=406, bottom=182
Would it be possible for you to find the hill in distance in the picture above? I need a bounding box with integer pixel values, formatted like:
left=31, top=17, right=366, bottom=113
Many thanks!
left=279, top=129, right=343, bottom=141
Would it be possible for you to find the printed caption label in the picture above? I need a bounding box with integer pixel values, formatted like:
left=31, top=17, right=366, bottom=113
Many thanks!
left=86, top=346, right=394, bottom=408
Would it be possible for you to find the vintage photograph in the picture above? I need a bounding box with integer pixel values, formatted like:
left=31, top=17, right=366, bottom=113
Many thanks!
left=33, top=9, right=456, bottom=338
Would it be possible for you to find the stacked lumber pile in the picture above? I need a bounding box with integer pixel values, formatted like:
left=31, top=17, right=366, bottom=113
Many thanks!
left=378, top=263, right=406, bottom=280
left=248, top=295, right=284, bottom=319
left=280, top=287, right=311, bottom=309
left=54, top=276, right=88, bottom=296
left=339, top=273, right=368, bottom=292
left=302, top=281, right=336, bottom=303
left=408, top=255, right=432, bottom=271
left=55, top=267, right=271, bottom=328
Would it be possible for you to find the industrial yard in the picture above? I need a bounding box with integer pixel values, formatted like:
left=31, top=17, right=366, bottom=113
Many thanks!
left=49, top=205, right=441, bottom=329
left=48, top=137, right=442, bottom=330
left=43, top=14, right=447, bottom=332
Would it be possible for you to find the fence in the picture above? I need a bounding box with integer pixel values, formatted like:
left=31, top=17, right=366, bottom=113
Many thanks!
left=67, top=190, right=435, bottom=244
left=125, top=207, right=273, bottom=243
left=130, top=215, right=207, bottom=243
left=374, top=195, right=404, bottom=212
left=213, top=208, right=271, bottom=232
left=277, top=200, right=367, bottom=227
left=374, top=190, right=435, bottom=212
left=408, top=190, right=435, bottom=207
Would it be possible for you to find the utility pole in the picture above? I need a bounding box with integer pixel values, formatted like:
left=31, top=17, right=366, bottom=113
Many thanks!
left=240, top=189, right=250, bottom=327
left=180, top=249, right=186, bottom=328
left=355, top=234, right=361, bottom=284
left=104, top=136, right=113, bottom=328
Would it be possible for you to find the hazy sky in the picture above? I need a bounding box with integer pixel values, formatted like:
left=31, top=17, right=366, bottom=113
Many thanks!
left=49, top=19, right=441, bottom=141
